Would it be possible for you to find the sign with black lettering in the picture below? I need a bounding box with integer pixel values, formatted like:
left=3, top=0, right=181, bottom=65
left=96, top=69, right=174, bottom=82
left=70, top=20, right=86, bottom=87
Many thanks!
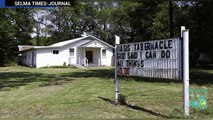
left=116, top=38, right=181, bottom=80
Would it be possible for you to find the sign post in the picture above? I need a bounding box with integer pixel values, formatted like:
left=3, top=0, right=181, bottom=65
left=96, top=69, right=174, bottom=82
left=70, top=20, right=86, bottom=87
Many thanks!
left=182, top=29, right=189, bottom=116
left=115, top=35, right=120, bottom=104
left=181, top=26, right=185, bottom=37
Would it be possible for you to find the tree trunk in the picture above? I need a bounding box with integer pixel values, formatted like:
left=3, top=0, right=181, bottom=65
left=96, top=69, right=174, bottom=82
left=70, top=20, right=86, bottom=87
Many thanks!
left=169, top=1, right=174, bottom=38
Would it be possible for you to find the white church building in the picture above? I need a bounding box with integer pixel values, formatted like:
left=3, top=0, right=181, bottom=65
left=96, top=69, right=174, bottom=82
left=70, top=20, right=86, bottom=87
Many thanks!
left=18, top=35, right=114, bottom=68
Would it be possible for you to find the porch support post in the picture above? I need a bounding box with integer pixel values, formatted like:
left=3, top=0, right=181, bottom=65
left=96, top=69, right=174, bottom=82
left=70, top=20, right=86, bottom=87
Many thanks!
left=84, top=48, right=86, bottom=65
left=75, top=48, right=77, bottom=65
left=100, top=48, right=102, bottom=66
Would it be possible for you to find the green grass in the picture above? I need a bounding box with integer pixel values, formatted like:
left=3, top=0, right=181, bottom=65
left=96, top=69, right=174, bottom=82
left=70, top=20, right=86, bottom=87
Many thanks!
left=0, top=66, right=212, bottom=119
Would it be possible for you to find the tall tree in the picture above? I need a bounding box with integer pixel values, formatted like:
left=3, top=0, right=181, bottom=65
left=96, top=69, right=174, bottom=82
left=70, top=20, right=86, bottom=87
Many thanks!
left=169, top=1, right=174, bottom=38
left=0, top=9, right=34, bottom=66
left=151, top=2, right=170, bottom=39
left=110, top=1, right=158, bottom=43
left=188, top=2, right=213, bottom=64
left=0, top=9, right=14, bottom=66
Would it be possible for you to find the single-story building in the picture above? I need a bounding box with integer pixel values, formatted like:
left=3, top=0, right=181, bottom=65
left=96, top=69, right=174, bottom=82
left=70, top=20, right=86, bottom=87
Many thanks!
left=18, top=35, right=114, bottom=68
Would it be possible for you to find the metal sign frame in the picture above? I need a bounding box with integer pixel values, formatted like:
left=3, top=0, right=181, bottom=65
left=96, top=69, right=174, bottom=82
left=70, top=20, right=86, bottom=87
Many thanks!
left=114, top=26, right=189, bottom=117
left=116, top=38, right=182, bottom=80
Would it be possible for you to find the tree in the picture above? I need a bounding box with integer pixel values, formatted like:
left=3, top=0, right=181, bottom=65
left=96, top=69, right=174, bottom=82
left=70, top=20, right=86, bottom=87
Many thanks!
left=0, top=9, right=34, bottom=66
left=109, top=1, right=158, bottom=44
left=187, top=2, right=213, bottom=65
left=0, top=1, right=210, bottom=66
left=44, top=1, right=159, bottom=45
left=0, top=9, right=14, bottom=66
left=151, top=2, right=171, bottom=39
left=169, top=1, right=174, bottom=38
left=152, top=1, right=213, bottom=65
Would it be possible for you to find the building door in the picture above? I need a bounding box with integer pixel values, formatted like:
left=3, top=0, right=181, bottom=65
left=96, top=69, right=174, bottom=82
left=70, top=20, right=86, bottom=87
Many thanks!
left=86, top=51, right=93, bottom=63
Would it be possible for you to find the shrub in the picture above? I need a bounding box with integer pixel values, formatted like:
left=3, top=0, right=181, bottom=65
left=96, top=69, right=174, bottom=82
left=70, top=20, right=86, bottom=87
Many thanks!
left=63, top=62, right=67, bottom=66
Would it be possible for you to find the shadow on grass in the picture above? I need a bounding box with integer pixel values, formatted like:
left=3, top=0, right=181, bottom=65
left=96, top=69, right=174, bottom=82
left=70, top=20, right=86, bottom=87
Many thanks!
left=0, top=68, right=115, bottom=91
left=60, top=68, right=115, bottom=79
left=61, top=69, right=180, bottom=85
left=1, top=66, right=212, bottom=91
left=120, top=76, right=182, bottom=83
left=60, top=67, right=213, bottom=85
left=190, top=71, right=213, bottom=85
left=0, top=72, right=74, bottom=91
left=60, top=68, right=182, bottom=84
left=98, top=96, right=170, bottom=118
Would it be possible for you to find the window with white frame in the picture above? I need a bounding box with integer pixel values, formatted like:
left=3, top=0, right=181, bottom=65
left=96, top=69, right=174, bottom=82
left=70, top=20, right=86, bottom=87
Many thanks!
left=102, top=49, right=106, bottom=57
left=69, top=48, right=74, bottom=56
left=53, top=50, right=59, bottom=54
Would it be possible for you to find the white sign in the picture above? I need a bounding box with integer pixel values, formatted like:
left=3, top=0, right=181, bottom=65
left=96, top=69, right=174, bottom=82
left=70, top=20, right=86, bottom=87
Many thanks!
left=116, top=38, right=181, bottom=79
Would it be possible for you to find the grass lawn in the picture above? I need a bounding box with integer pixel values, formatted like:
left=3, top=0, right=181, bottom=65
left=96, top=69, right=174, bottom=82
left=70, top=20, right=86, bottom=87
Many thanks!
left=0, top=66, right=212, bottom=119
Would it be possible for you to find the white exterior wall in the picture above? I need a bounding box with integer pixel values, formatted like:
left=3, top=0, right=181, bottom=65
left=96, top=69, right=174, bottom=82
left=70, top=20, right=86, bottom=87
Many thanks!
left=36, top=48, right=62, bottom=68
left=36, top=47, right=77, bottom=68
left=93, top=48, right=101, bottom=65
left=21, top=50, right=36, bottom=67
left=77, top=47, right=84, bottom=65
left=33, top=50, right=36, bottom=67
left=36, top=47, right=113, bottom=68
left=36, top=40, right=90, bottom=68
left=101, top=48, right=113, bottom=66
left=64, top=47, right=77, bottom=65
left=24, top=38, right=113, bottom=68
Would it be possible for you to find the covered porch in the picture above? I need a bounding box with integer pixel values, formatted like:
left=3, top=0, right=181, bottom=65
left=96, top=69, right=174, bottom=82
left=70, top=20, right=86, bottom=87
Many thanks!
left=67, top=38, right=112, bottom=67
left=76, top=47, right=104, bottom=67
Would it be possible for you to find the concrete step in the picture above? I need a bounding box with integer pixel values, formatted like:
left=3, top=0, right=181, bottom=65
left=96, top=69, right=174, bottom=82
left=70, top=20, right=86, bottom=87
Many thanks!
left=88, top=63, right=98, bottom=67
left=73, top=64, right=87, bottom=69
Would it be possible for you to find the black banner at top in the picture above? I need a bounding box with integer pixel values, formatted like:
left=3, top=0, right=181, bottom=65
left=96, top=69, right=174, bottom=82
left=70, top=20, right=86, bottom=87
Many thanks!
left=5, top=0, right=75, bottom=7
